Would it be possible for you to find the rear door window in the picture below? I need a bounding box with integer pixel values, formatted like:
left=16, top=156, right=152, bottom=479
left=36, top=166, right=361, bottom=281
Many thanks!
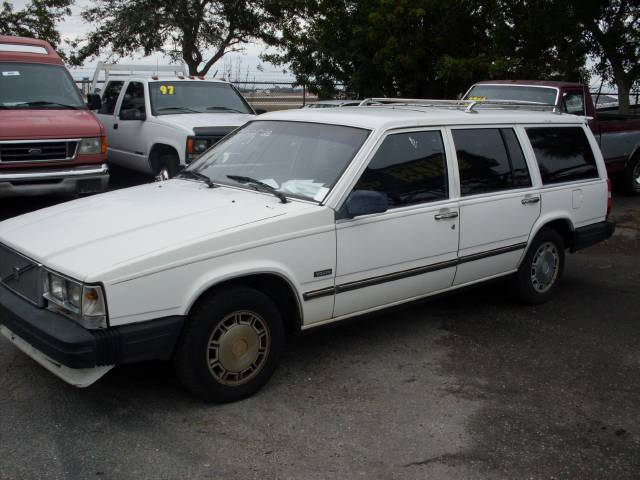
left=99, top=81, right=124, bottom=115
left=525, top=127, right=598, bottom=184
left=453, top=128, right=532, bottom=196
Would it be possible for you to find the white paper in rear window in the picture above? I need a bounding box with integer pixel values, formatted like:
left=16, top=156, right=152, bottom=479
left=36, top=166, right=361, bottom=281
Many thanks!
left=0, top=44, right=48, bottom=54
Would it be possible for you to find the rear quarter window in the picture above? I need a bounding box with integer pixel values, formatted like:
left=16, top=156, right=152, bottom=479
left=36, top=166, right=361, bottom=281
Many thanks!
left=525, top=127, right=599, bottom=185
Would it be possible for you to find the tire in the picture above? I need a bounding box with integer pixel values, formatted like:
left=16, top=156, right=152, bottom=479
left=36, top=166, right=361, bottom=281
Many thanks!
left=514, top=228, right=565, bottom=305
left=623, top=155, right=640, bottom=195
left=154, top=152, right=180, bottom=181
left=173, top=286, right=285, bottom=402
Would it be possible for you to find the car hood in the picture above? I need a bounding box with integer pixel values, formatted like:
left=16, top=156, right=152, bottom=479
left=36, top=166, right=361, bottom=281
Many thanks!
left=155, top=113, right=254, bottom=133
left=0, top=180, right=314, bottom=281
left=0, top=109, right=102, bottom=140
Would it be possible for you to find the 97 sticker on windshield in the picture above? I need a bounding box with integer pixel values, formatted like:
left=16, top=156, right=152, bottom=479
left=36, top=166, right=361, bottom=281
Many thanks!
left=159, top=85, right=175, bottom=95
left=2, top=71, right=20, bottom=76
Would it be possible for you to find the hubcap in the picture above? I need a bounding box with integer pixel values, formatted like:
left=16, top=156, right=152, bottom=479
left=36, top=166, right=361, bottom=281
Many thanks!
left=530, top=242, right=559, bottom=293
left=155, top=167, right=170, bottom=182
left=207, top=310, right=270, bottom=386
left=633, top=161, right=640, bottom=192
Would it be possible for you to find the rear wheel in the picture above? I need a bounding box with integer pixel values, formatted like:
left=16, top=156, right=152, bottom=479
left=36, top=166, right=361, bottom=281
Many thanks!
left=623, top=155, right=640, bottom=195
left=173, top=286, right=285, bottom=402
left=514, top=228, right=565, bottom=304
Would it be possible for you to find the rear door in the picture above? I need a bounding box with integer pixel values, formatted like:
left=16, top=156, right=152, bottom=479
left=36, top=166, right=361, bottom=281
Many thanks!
left=449, top=126, right=540, bottom=285
left=334, top=128, right=459, bottom=317
left=95, top=80, right=124, bottom=160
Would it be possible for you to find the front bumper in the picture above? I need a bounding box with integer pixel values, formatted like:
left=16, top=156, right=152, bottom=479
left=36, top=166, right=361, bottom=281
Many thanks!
left=0, top=163, right=109, bottom=197
left=0, top=285, right=184, bottom=377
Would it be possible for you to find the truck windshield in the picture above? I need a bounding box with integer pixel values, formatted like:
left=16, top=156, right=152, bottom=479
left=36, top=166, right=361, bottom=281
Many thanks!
left=188, top=121, right=370, bottom=202
left=465, top=85, right=558, bottom=105
left=0, top=63, right=85, bottom=109
left=149, top=81, right=253, bottom=115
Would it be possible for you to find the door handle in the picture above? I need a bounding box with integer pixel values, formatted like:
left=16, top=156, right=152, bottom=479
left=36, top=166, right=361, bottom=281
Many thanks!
left=435, top=211, right=459, bottom=220
left=521, top=197, right=540, bottom=205
left=113, top=124, right=118, bottom=130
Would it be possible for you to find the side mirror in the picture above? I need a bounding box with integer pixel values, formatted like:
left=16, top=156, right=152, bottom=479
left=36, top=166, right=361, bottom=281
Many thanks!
left=119, top=108, right=146, bottom=121
left=254, top=108, right=267, bottom=115
left=87, top=93, right=101, bottom=110
left=344, top=190, right=388, bottom=218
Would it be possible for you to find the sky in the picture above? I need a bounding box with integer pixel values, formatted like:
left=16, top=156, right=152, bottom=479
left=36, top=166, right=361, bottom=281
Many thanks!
left=9, top=0, right=295, bottom=83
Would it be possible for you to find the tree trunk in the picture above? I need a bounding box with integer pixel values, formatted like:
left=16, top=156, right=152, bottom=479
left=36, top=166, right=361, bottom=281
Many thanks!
left=611, top=66, right=631, bottom=114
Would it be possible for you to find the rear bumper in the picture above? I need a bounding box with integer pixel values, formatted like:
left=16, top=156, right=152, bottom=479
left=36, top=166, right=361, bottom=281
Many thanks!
left=0, top=163, right=109, bottom=197
left=572, top=220, right=616, bottom=252
left=0, top=285, right=184, bottom=370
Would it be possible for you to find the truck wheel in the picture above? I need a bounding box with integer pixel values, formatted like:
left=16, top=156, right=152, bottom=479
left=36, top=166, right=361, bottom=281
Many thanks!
left=173, top=286, right=285, bottom=402
left=154, top=153, right=180, bottom=181
left=514, top=228, right=565, bottom=305
left=624, top=155, right=640, bottom=195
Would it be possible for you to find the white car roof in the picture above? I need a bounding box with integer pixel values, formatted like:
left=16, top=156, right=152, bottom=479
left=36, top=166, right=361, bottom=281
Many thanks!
left=260, top=105, right=587, bottom=130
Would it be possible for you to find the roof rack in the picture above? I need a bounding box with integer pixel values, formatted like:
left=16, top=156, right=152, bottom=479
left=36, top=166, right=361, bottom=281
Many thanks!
left=358, top=97, right=560, bottom=114
left=90, top=61, right=188, bottom=92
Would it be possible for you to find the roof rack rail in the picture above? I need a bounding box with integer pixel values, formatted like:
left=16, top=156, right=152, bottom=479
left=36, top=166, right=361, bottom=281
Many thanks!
left=358, top=97, right=560, bottom=114
left=90, top=61, right=188, bottom=92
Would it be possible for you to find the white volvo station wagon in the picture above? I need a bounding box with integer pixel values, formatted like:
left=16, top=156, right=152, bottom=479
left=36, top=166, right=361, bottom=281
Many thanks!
left=0, top=100, right=615, bottom=402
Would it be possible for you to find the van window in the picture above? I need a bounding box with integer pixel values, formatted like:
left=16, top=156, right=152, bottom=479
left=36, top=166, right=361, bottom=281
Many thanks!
left=453, top=128, right=531, bottom=196
left=526, top=127, right=598, bottom=184
left=353, top=130, right=448, bottom=207
left=99, top=81, right=124, bottom=115
left=119, top=81, right=146, bottom=115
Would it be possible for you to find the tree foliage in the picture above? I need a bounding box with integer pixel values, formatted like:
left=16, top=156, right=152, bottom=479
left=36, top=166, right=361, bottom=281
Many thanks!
left=0, top=0, right=72, bottom=51
left=266, top=0, right=588, bottom=98
left=70, top=0, right=282, bottom=76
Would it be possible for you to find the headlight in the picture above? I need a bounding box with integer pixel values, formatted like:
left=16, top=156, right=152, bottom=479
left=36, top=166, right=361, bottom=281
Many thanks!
left=78, top=137, right=103, bottom=155
left=186, top=137, right=211, bottom=162
left=43, top=271, right=108, bottom=329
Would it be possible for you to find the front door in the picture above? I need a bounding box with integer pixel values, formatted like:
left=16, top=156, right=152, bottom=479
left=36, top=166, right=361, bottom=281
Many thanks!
left=449, top=127, right=541, bottom=285
left=111, top=80, right=149, bottom=172
left=334, top=129, right=459, bottom=318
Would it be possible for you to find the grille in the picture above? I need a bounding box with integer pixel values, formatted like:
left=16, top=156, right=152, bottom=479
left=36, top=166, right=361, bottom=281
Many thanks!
left=0, top=243, right=43, bottom=305
left=0, top=141, right=78, bottom=163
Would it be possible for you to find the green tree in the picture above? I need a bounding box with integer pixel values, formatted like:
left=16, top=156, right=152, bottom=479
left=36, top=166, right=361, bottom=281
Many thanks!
left=0, top=0, right=72, bottom=50
left=71, top=0, right=281, bottom=76
left=571, top=0, right=639, bottom=113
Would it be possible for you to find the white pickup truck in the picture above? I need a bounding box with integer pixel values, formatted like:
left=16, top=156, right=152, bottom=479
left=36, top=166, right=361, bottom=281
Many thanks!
left=0, top=99, right=615, bottom=402
left=87, top=63, right=259, bottom=179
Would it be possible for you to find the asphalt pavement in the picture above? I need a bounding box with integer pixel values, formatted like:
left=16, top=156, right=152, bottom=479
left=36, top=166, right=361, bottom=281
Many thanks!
left=0, top=170, right=639, bottom=479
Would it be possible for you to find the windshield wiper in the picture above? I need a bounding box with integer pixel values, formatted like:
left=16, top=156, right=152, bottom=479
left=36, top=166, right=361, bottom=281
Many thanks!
left=156, top=106, right=201, bottom=113
left=16, top=101, right=80, bottom=109
left=205, top=106, right=244, bottom=113
left=178, top=169, right=216, bottom=188
left=226, top=175, right=288, bottom=203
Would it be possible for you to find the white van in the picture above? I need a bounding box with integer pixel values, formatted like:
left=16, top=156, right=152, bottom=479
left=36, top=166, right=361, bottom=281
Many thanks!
left=0, top=99, right=615, bottom=402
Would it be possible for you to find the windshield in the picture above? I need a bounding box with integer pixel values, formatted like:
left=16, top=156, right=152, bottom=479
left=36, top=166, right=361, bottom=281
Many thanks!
left=188, top=120, right=370, bottom=202
left=0, top=63, right=85, bottom=109
left=465, top=85, right=558, bottom=105
left=149, top=81, right=253, bottom=115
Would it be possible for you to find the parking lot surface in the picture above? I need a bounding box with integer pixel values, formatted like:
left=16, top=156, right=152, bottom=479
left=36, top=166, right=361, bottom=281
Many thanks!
left=1, top=171, right=639, bottom=479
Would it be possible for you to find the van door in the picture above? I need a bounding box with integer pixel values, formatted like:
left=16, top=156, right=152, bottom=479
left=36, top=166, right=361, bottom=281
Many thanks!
left=110, top=81, right=149, bottom=172
left=450, top=127, right=540, bottom=285
left=334, top=129, right=459, bottom=318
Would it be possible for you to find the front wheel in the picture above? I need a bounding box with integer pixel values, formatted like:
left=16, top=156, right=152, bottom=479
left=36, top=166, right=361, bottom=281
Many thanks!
left=514, top=228, right=565, bottom=304
left=154, top=152, right=180, bottom=181
left=173, top=286, right=285, bottom=402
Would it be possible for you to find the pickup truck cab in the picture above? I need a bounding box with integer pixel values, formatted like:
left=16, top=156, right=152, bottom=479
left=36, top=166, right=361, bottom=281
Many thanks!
left=89, top=63, right=258, bottom=179
left=464, top=80, right=640, bottom=194
left=0, top=101, right=614, bottom=402
left=0, top=36, right=108, bottom=197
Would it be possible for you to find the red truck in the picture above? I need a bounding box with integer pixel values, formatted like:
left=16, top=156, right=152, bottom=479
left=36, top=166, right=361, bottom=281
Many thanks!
left=464, top=80, right=640, bottom=194
left=0, top=35, right=108, bottom=197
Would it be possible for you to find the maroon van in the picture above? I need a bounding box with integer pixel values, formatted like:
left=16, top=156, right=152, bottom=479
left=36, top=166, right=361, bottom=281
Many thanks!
left=0, top=35, right=108, bottom=197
